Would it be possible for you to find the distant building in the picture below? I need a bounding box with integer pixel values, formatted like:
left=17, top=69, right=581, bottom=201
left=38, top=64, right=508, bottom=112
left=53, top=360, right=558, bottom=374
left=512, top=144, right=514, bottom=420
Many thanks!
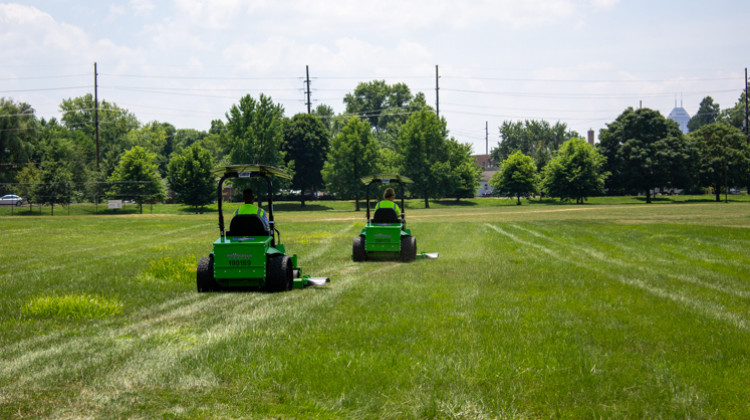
left=587, top=128, right=595, bottom=145
left=472, top=154, right=498, bottom=197
left=668, top=102, right=691, bottom=134
left=472, top=154, right=495, bottom=170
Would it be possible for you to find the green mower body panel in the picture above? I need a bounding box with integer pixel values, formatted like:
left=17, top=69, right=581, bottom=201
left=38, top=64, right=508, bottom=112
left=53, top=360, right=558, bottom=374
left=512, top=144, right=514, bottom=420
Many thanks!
left=212, top=236, right=271, bottom=286
left=209, top=237, right=303, bottom=289
left=362, top=224, right=411, bottom=253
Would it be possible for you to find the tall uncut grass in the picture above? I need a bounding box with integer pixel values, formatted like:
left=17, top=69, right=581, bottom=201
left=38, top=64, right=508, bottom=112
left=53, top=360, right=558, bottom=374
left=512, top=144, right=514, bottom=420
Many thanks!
left=1, top=200, right=749, bottom=418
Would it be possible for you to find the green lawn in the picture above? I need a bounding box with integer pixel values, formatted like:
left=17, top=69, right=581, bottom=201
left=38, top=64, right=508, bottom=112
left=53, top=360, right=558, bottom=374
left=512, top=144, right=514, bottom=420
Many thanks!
left=1, top=201, right=749, bottom=418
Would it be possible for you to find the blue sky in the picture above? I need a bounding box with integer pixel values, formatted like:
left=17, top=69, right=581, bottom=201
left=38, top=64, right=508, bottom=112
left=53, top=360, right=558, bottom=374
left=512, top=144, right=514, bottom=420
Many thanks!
left=1, top=0, right=748, bottom=154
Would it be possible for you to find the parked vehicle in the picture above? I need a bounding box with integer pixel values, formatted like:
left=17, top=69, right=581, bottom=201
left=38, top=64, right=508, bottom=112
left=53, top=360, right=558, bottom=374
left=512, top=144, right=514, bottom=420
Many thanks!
left=0, top=195, right=25, bottom=206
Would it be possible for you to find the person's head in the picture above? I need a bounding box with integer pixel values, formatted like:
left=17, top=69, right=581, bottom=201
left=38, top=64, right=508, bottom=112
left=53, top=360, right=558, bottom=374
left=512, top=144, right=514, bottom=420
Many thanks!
left=384, top=188, right=395, bottom=201
left=242, top=188, right=255, bottom=204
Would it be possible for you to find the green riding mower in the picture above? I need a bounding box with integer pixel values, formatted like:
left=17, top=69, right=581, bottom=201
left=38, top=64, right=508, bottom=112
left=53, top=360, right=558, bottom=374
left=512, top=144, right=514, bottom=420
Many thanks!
left=352, top=174, right=421, bottom=262
left=197, top=164, right=329, bottom=292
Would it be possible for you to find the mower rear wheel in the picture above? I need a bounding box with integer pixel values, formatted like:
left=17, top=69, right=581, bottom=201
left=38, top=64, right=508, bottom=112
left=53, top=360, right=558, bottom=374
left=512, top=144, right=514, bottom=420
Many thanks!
left=267, top=255, right=293, bottom=292
left=197, top=255, right=217, bottom=292
left=353, top=235, right=367, bottom=261
left=400, top=235, right=416, bottom=262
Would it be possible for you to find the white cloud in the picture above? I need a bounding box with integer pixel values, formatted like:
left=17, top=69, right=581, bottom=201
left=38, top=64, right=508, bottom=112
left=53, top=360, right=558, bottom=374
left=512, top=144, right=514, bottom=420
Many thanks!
left=172, top=0, right=251, bottom=29
left=0, top=4, right=91, bottom=66
left=129, top=0, right=155, bottom=15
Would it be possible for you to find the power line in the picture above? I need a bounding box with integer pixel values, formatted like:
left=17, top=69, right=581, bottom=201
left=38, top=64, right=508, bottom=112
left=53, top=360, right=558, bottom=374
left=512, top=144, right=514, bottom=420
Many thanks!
left=0, top=86, right=92, bottom=94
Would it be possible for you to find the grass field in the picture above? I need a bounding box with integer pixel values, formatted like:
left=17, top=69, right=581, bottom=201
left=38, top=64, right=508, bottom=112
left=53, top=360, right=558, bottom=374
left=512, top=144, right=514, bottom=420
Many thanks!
left=1, top=199, right=750, bottom=418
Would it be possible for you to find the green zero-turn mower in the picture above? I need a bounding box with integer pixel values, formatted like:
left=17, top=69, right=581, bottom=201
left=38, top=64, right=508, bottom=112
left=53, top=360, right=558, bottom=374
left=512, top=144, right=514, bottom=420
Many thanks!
left=197, top=164, right=329, bottom=292
left=352, top=174, right=419, bottom=262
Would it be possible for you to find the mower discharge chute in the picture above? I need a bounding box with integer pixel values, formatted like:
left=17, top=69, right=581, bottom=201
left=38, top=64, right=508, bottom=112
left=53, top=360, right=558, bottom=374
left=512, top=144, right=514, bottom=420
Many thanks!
left=352, top=174, right=419, bottom=262
left=197, top=164, right=329, bottom=292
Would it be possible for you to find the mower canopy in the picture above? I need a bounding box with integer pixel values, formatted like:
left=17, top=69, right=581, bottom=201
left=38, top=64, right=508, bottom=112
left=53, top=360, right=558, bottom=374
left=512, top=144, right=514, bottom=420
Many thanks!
left=211, top=164, right=293, bottom=180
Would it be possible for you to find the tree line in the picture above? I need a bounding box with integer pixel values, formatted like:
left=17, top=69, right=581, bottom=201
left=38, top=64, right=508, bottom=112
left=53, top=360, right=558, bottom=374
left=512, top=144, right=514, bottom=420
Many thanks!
left=488, top=88, right=750, bottom=204
left=0, top=80, right=482, bottom=212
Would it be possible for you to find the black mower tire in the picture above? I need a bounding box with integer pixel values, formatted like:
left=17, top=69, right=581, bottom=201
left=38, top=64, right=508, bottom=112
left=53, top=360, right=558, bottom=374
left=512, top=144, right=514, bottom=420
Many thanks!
left=197, top=255, right=217, bottom=292
left=267, top=255, right=293, bottom=292
left=353, top=235, right=367, bottom=262
left=400, top=235, right=417, bottom=262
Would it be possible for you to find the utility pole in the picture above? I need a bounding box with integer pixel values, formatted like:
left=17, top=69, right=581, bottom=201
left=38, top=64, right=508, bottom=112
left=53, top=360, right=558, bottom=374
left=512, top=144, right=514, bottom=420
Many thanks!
left=484, top=121, right=490, bottom=157
left=435, top=65, right=440, bottom=118
left=745, top=67, right=748, bottom=142
left=94, top=62, right=100, bottom=171
left=305, top=65, right=312, bottom=114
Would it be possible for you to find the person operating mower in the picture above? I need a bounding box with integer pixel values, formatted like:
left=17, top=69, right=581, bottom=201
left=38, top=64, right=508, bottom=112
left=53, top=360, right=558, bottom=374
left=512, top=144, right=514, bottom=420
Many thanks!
left=374, top=187, right=401, bottom=222
left=235, top=188, right=268, bottom=229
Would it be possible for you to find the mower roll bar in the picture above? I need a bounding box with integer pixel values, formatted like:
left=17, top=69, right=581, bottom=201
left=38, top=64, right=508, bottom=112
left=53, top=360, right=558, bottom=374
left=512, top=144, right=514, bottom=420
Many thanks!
left=217, top=171, right=278, bottom=246
left=360, top=174, right=414, bottom=222
left=365, top=181, right=406, bottom=222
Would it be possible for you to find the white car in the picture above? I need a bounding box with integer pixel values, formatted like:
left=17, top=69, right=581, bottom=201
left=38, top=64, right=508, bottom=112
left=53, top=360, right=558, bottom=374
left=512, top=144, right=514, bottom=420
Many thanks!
left=0, top=194, right=26, bottom=206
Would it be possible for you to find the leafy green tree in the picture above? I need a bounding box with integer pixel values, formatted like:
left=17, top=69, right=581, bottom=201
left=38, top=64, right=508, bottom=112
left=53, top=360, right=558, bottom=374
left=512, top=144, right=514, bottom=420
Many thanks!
left=312, top=104, right=336, bottom=133
left=689, top=123, right=750, bottom=201
left=173, top=128, right=207, bottom=151
left=59, top=94, right=139, bottom=166
left=282, top=113, right=330, bottom=206
left=490, top=120, right=578, bottom=163
left=34, top=160, right=72, bottom=215
left=687, top=96, right=721, bottom=132
left=108, top=146, right=165, bottom=212
left=489, top=151, right=537, bottom=205
left=598, top=107, right=693, bottom=203
left=321, top=117, right=380, bottom=211
left=123, top=121, right=175, bottom=174
left=38, top=118, right=89, bottom=201
left=224, top=93, right=285, bottom=166
left=397, top=108, right=449, bottom=208
left=720, top=83, right=750, bottom=133
left=167, top=143, right=215, bottom=212
left=15, top=163, right=39, bottom=211
left=439, top=139, right=482, bottom=201
left=0, top=98, right=39, bottom=183
left=542, top=138, right=608, bottom=204
left=223, top=94, right=288, bottom=196
left=344, top=81, right=424, bottom=134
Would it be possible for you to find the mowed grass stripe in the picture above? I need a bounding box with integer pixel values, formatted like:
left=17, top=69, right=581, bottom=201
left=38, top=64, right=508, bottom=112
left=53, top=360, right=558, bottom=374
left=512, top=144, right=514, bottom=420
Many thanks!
left=3, top=204, right=750, bottom=418
left=486, top=222, right=750, bottom=332
left=0, top=292, right=203, bottom=360
left=47, top=263, right=396, bottom=418
left=511, top=223, right=750, bottom=299
left=1, top=224, right=369, bottom=416
left=0, top=223, right=206, bottom=274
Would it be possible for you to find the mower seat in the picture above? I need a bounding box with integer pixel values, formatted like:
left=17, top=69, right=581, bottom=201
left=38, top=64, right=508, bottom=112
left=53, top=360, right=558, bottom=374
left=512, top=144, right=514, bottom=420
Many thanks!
left=371, top=208, right=400, bottom=224
left=227, top=214, right=269, bottom=237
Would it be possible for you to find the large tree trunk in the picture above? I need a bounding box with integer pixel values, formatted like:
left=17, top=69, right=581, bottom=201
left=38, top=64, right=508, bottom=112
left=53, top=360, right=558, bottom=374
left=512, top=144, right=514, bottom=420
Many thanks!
left=645, top=189, right=652, bottom=204
left=355, top=194, right=360, bottom=211
left=424, top=188, right=429, bottom=209
left=716, top=188, right=721, bottom=202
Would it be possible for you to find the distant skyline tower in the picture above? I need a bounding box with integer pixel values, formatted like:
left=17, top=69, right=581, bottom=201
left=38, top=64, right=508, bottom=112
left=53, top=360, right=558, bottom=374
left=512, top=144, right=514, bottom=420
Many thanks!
left=668, top=95, right=690, bottom=133
left=587, top=128, right=595, bottom=145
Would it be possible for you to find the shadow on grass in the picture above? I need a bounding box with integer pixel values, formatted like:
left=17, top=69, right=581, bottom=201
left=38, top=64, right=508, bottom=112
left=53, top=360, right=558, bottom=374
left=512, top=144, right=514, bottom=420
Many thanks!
left=272, top=203, right=334, bottom=212
left=176, top=207, right=219, bottom=214
left=432, top=200, right=478, bottom=207
left=633, top=196, right=675, bottom=203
